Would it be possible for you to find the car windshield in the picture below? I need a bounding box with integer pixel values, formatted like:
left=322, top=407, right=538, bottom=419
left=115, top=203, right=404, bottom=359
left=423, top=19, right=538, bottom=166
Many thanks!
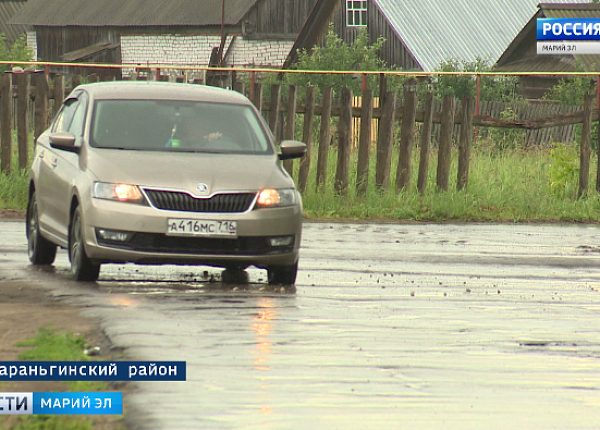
left=90, top=99, right=273, bottom=154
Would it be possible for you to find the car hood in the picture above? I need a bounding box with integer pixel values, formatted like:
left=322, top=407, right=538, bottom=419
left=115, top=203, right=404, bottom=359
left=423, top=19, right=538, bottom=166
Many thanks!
left=85, top=149, right=293, bottom=194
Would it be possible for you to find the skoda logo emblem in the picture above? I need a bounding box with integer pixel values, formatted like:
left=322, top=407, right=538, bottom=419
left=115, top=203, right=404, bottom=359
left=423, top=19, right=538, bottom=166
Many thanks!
left=195, top=183, right=209, bottom=195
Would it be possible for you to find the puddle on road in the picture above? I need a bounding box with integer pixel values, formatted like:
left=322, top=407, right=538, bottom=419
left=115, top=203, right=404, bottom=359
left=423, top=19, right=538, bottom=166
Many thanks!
left=26, top=257, right=297, bottom=304
left=97, top=281, right=296, bottom=297
left=93, top=266, right=297, bottom=298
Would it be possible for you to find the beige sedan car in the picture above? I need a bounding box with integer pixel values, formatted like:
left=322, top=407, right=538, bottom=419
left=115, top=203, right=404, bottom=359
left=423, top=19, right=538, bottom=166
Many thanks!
left=26, top=82, right=306, bottom=284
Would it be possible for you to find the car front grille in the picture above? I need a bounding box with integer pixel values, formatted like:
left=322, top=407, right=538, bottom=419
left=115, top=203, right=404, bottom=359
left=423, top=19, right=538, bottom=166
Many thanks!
left=144, top=189, right=256, bottom=213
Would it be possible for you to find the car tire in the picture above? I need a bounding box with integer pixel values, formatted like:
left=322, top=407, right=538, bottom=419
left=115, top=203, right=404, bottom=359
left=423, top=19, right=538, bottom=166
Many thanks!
left=26, top=192, right=57, bottom=265
left=267, top=262, right=298, bottom=285
left=69, top=206, right=100, bottom=282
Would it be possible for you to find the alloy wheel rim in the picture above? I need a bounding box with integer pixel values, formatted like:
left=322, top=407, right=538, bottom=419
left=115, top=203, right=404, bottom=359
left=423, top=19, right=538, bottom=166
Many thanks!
left=28, top=202, right=38, bottom=258
left=71, top=215, right=81, bottom=273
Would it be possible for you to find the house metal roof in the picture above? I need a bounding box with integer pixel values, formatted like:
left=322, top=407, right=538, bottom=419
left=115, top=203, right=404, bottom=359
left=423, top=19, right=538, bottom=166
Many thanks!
left=373, top=0, right=583, bottom=72
left=9, top=0, right=257, bottom=26
left=496, top=3, right=600, bottom=72
left=0, top=1, right=29, bottom=43
left=494, top=55, right=577, bottom=73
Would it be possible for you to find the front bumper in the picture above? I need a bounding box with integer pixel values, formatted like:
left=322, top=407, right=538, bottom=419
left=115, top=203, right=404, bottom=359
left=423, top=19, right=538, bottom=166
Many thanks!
left=80, top=197, right=302, bottom=269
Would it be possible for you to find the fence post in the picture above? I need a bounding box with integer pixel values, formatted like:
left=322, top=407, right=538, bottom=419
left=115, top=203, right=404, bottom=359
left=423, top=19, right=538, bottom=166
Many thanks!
left=436, top=94, right=456, bottom=191
left=417, top=92, right=434, bottom=195
left=356, top=88, right=373, bottom=195
left=233, top=80, right=245, bottom=96
left=335, top=87, right=353, bottom=195
left=597, top=77, right=600, bottom=193
left=252, top=82, right=263, bottom=113
left=269, top=84, right=281, bottom=138
left=298, top=86, right=315, bottom=192
left=597, top=123, right=600, bottom=193
left=52, top=75, right=64, bottom=119
left=396, top=78, right=418, bottom=192
left=16, top=72, right=29, bottom=170
left=1, top=73, right=12, bottom=174
left=579, top=92, right=594, bottom=199
left=375, top=91, right=397, bottom=190
left=72, top=74, right=82, bottom=89
left=379, top=74, right=387, bottom=105
left=316, top=86, right=332, bottom=189
left=457, top=96, right=474, bottom=191
left=283, top=85, right=297, bottom=176
left=34, top=73, right=49, bottom=147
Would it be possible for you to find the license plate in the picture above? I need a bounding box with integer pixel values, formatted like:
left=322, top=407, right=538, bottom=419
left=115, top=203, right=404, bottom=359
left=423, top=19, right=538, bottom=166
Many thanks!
left=167, top=219, right=237, bottom=237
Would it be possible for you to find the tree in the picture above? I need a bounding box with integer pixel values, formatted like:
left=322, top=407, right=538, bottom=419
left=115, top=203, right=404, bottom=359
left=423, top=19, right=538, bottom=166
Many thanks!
left=280, top=25, right=403, bottom=96
left=435, top=57, right=520, bottom=102
left=544, top=75, right=594, bottom=106
left=0, top=33, right=34, bottom=73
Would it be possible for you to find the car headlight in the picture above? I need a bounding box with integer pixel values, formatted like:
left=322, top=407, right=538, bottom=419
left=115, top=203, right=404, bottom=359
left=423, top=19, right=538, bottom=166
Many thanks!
left=256, top=188, right=297, bottom=208
left=93, top=182, right=147, bottom=204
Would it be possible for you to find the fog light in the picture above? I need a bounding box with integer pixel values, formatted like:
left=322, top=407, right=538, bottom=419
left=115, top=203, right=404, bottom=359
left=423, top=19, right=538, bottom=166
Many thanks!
left=268, top=236, right=294, bottom=247
left=97, top=229, right=132, bottom=242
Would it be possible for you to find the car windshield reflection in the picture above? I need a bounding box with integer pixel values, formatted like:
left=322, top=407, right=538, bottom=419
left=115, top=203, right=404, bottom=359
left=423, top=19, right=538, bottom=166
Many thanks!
left=90, top=100, right=273, bottom=155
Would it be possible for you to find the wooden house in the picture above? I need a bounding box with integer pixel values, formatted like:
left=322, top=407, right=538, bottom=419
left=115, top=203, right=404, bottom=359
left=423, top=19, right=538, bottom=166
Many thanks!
left=0, top=0, right=30, bottom=49
left=9, top=0, right=338, bottom=79
left=319, top=0, right=584, bottom=72
left=495, top=3, right=600, bottom=99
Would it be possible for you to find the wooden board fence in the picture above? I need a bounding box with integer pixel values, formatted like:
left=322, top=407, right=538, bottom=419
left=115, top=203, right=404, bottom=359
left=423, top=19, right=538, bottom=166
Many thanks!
left=0, top=71, right=598, bottom=198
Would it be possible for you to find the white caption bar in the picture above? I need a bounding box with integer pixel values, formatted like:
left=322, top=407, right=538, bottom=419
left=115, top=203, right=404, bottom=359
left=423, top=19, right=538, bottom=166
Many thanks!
left=537, top=41, right=600, bottom=54
left=0, top=393, right=33, bottom=415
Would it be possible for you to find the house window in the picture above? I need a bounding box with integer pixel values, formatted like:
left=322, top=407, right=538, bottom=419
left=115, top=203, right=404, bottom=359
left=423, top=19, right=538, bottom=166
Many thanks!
left=347, top=0, right=367, bottom=27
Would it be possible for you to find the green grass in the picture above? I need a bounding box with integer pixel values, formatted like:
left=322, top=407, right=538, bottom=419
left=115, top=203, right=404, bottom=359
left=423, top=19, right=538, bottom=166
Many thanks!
left=16, top=326, right=106, bottom=392
left=6, top=415, right=94, bottom=430
left=0, top=164, right=28, bottom=210
left=0, top=327, right=119, bottom=430
left=17, top=327, right=89, bottom=361
left=0, top=133, right=31, bottom=210
left=295, top=143, right=600, bottom=223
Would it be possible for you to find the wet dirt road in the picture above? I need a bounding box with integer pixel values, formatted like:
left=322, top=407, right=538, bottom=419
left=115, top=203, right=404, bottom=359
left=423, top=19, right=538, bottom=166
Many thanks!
left=2, top=221, right=600, bottom=429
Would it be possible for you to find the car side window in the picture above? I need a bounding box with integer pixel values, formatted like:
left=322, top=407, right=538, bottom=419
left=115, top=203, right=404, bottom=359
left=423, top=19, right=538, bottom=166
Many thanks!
left=68, top=93, right=88, bottom=143
left=52, top=91, right=87, bottom=135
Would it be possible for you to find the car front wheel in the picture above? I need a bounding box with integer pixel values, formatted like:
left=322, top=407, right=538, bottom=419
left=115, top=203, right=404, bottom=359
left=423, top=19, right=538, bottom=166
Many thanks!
left=26, top=192, right=57, bottom=265
left=267, top=262, right=298, bottom=285
left=69, top=206, right=100, bottom=282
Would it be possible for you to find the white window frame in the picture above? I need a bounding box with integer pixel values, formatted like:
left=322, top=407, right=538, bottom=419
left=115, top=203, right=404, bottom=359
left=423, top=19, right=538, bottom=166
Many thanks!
left=346, top=0, right=367, bottom=27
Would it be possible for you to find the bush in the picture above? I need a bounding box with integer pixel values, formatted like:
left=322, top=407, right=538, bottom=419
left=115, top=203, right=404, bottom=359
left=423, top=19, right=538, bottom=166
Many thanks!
left=543, top=71, right=597, bottom=146
left=548, top=142, right=579, bottom=198
left=0, top=33, right=34, bottom=73
left=435, top=57, right=520, bottom=102
left=274, top=25, right=405, bottom=98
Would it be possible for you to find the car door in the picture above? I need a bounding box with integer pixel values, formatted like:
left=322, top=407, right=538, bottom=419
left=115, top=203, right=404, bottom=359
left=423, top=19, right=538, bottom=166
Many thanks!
left=37, top=91, right=88, bottom=244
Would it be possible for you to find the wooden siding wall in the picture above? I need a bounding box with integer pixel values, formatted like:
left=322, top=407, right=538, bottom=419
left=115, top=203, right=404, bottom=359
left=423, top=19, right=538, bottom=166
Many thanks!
left=504, top=33, right=537, bottom=65
left=518, top=76, right=562, bottom=100
left=36, top=27, right=120, bottom=64
left=246, top=0, right=320, bottom=35
left=36, top=27, right=122, bottom=78
left=331, top=2, right=420, bottom=71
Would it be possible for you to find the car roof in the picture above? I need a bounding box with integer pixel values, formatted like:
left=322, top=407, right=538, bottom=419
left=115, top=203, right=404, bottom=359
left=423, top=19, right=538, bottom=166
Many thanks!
left=76, top=81, right=252, bottom=105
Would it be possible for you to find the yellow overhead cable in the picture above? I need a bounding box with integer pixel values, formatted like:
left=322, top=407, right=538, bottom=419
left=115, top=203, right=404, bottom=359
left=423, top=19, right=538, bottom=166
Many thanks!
left=2, top=60, right=600, bottom=77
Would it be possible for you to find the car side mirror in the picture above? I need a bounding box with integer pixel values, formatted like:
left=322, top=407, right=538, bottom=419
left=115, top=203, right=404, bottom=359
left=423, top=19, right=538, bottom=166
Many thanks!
left=49, top=132, right=79, bottom=153
left=279, top=140, right=306, bottom=160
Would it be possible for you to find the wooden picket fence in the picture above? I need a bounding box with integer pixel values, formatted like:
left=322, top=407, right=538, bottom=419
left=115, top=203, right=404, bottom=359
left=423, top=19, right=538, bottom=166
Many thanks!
left=0, top=71, right=597, bottom=198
